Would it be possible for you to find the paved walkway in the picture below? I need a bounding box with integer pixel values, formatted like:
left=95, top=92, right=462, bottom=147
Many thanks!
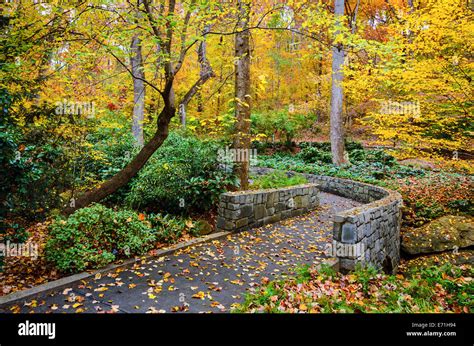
left=1, top=193, right=360, bottom=314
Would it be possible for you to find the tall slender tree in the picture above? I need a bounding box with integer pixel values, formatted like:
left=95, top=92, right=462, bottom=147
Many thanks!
left=233, top=0, right=251, bottom=190
left=329, top=0, right=349, bottom=166
left=130, top=0, right=145, bottom=147
left=179, top=23, right=214, bottom=128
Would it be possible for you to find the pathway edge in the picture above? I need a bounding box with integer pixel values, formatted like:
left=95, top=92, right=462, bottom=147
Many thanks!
left=0, top=231, right=233, bottom=307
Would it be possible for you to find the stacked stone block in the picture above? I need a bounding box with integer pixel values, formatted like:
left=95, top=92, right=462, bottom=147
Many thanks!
left=249, top=167, right=403, bottom=273
left=216, top=184, right=320, bottom=232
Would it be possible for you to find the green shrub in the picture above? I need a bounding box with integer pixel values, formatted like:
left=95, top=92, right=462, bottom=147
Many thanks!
left=298, top=141, right=363, bottom=152
left=251, top=110, right=305, bottom=145
left=251, top=140, right=295, bottom=154
left=448, top=199, right=474, bottom=215
left=0, top=125, right=71, bottom=220
left=255, top=150, right=429, bottom=185
left=415, top=201, right=445, bottom=220
left=125, top=133, right=234, bottom=214
left=296, top=141, right=395, bottom=167
left=81, top=124, right=138, bottom=184
left=45, top=204, right=156, bottom=273
left=148, top=213, right=198, bottom=243
left=250, top=170, right=307, bottom=189
left=349, top=149, right=396, bottom=166
left=297, top=146, right=332, bottom=163
left=74, top=120, right=140, bottom=205
left=0, top=111, right=141, bottom=220
left=250, top=111, right=298, bottom=143
left=298, top=141, right=331, bottom=151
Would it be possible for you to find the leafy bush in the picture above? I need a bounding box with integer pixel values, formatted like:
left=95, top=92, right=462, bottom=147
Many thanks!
left=45, top=204, right=156, bottom=272
left=251, top=140, right=296, bottom=154
left=297, top=146, right=332, bottom=163
left=251, top=110, right=308, bottom=145
left=298, top=141, right=363, bottom=152
left=0, top=109, right=142, bottom=220
left=0, top=125, right=71, bottom=220
left=349, top=149, right=396, bottom=166
left=125, top=132, right=234, bottom=215
left=251, top=111, right=294, bottom=144
left=250, top=170, right=307, bottom=189
left=80, top=123, right=138, bottom=184
left=148, top=213, right=198, bottom=243
left=296, top=141, right=395, bottom=167
left=298, top=141, right=331, bottom=151
left=447, top=199, right=474, bottom=215
left=255, top=154, right=390, bottom=184
left=68, top=118, right=141, bottom=205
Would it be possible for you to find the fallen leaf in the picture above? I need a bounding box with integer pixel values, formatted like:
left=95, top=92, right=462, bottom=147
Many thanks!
left=192, top=291, right=205, bottom=300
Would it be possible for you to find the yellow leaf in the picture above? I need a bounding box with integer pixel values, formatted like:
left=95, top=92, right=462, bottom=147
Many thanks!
left=192, top=291, right=205, bottom=300
left=94, top=287, right=108, bottom=292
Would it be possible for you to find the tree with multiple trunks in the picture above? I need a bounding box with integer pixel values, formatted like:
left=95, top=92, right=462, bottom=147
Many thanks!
left=59, top=0, right=222, bottom=214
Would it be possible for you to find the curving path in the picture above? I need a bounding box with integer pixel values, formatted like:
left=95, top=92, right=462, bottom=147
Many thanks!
left=1, top=193, right=360, bottom=314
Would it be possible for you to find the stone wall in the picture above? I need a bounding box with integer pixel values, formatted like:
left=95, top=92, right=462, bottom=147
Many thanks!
left=216, top=184, right=319, bottom=232
left=250, top=167, right=403, bottom=273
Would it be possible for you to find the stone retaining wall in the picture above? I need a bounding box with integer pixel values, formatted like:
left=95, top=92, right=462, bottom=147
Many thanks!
left=216, top=184, right=319, bottom=232
left=250, top=167, right=403, bottom=273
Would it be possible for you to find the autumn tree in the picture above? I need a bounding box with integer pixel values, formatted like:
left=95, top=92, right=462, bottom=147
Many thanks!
left=61, top=0, right=223, bottom=214
left=355, top=0, right=473, bottom=156
left=131, top=0, right=146, bottom=147
left=233, top=0, right=252, bottom=189
left=329, top=0, right=349, bottom=166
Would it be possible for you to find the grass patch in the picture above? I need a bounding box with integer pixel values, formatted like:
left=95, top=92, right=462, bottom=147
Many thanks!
left=249, top=170, right=307, bottom=190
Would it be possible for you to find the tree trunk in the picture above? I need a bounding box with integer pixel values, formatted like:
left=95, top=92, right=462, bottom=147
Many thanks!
left=131, top=33, right=145, bottom=146
left=315, top=42, right=323, bottom=123
left=233, top=0, right=251, bottom=190
left=63, top=100, right=175, bottom=215
left=179, top=103, right=186, bottom=129
left=179, top=24, right=214, bottom=128
left=196, top=25, right=211, bottom=114
left=61, top=0, right=215, bottom=215
left=329, top=0, right=349, bottom=166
